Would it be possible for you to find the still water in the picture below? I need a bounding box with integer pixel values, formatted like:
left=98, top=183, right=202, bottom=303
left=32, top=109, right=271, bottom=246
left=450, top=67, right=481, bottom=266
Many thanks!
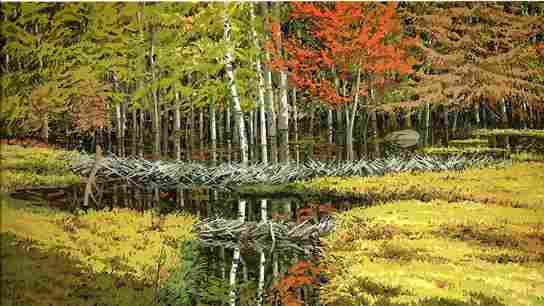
left=110, top=188, right=357, bottom=306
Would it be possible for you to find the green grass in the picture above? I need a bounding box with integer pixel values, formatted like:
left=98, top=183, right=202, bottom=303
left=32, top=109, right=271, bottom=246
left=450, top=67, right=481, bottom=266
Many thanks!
left=448, top=138, right=489, bottom=147
left=321, top=200, right=544, bottom=306
left=472, top=128, right=544, bottom=139
left=0, top=145, right=81, bottom=191
left=420, top=146, right=507, bottom=156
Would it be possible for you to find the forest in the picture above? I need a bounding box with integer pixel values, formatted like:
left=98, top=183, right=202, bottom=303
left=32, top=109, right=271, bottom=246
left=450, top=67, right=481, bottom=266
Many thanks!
left=1, top=2, right=544, bottom=306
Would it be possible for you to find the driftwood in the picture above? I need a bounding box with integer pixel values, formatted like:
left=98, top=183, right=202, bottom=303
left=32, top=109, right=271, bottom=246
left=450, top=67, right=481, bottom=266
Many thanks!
left=83, top=145, right=103, bottom=207
left=193, top=218, right=336, bottom=254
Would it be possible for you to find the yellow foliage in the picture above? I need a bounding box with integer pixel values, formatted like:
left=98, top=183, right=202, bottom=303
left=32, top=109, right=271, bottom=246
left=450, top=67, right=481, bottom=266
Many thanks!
left=1, top=196, right=195, bottom=284
left=303, top=162, right=544, bottom=208
left=0, top=145, right=81, bottom=191
left=321, top=200, right=544, bottom=306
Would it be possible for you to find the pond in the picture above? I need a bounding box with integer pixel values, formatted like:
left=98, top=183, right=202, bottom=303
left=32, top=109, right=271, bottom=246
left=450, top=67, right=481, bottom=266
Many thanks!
left=75, top=187, right=359, bottom=306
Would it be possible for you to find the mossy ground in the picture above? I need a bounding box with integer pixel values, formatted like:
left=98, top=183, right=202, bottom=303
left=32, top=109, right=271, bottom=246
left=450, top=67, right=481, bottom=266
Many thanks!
left=0, top=145, right=198, bottom=305
left=0, top=145, right=81, bottom=192
left=298, top=162, right=544, bottom=208
left=1, top=194, right=195, bottom=305
left=1, top=232, right=159, bottom=306
left=318, top=161, right=544, bottom=306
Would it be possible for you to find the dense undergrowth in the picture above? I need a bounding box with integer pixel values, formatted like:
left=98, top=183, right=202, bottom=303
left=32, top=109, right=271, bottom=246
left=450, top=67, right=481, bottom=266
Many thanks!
left=0, top=194, right=195, bottom=306
left=0, top=145, right=81, bottom=191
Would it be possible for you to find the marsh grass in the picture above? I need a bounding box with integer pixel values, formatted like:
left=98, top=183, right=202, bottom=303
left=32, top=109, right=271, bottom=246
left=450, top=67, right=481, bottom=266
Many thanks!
left=0, top=194, right=195, bottom=284
left=298, top=162, right=544, bottom=208
left=0, top=145, right=81, bottom=191
left=1, top=232, right=159, bottom=306
left=321, top=200, right=544, bottom=306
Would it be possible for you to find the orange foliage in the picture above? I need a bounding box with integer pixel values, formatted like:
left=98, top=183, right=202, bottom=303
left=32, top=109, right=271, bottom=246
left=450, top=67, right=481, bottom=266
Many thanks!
left=266, top=2, right=417, bottom=107
left=269, top=260, right=324, bottom=306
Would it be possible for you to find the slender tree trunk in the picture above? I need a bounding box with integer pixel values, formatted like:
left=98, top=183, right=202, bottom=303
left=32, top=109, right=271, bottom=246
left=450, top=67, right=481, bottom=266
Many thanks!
left=139, top=110, right=145, bottom=158
left=199, top=107, right=204, bottom=156
left=425, top=103, right=431, bottom=146
left=149, top=31, right=161, bottom=158
left=226, top=100, right=232, bottom=163
left=346, top=68, right=361, bottom=161
left=248, top=111, right=254, bottom=162
left=293, top=88, right=300, bottom=164
left=210, top=103, right=217, bottom=165
left=327, top=108, right=333, bottom=145
left=443, top=105, right=449, bottom=146
left=474, top=102, right=480, bottom=129
left=175, top=92, right=182, bottom=161
left=132, top=107, right=138, bottom=156
left=189, top=103, right=195, bottom=160
left=501, top=98, right=510, bottom=149
left=224, top=6, right=248, bottom=165
left=274, top=3, right=289, bottom=162
left=162, top=107, right=169, bottom=156
left=229, top=199, right=246, bottom=306
left=263, top=3, right=277, bottom=164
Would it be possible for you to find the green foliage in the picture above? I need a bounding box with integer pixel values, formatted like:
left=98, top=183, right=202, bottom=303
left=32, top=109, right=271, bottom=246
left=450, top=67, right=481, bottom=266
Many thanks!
left=159, top=240, right=205, bottom=305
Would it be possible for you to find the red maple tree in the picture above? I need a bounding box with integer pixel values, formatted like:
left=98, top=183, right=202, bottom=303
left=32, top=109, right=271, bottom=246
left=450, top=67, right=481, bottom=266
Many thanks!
left=267, top=2, right=419, bottom=107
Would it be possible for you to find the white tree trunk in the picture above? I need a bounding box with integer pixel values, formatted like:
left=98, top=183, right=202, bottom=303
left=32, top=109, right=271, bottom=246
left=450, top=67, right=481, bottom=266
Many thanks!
left=346, top=68, right=361, bottom=161
left=210, top=103, right=217, bottom=164
left=250, top=3, right=268, bottom=164
left=292, top=88, right=299, bottom=164
left=175, top=93, right=182, bottom=161
left=275, top=3, right=289, bottom=162
left=262, top=2, right=277, bottom=164
left=224, top=7, right=249, bottom=165
left=229, top=199, right=246, bottom=306
left=257, top=199, right=267, bottom=306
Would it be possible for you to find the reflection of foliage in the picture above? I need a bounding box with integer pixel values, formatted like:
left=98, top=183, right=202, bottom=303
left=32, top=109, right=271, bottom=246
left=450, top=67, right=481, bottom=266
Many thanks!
left=269, top=260, right=324, bottom=306
left=159, top=240, right=205, bottom=306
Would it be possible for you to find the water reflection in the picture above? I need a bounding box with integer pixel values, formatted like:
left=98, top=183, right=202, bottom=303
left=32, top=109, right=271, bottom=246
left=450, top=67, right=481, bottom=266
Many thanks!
left=168, top=189, right=343, bottom=306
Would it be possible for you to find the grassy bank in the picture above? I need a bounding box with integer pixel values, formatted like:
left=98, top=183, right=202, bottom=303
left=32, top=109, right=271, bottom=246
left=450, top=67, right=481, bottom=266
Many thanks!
left=320, top=199, right=544, bottom=305
left=295, top=162, right=544, bottom=208
left=314, top=160, right=544, bottom=305
left=0, top=145, right=81, bottom=192
left=1, top=194, right=195, bottom=305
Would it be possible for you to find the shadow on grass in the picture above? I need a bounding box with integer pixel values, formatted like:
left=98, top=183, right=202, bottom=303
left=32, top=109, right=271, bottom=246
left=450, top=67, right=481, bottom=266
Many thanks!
left=331, top=277, right=507, bottom=306
left=1, top=232, right=158, bottom=306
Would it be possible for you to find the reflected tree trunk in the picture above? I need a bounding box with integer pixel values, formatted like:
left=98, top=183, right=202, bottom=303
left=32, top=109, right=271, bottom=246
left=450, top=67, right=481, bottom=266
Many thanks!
left=229, top=199, right=246, bottom=306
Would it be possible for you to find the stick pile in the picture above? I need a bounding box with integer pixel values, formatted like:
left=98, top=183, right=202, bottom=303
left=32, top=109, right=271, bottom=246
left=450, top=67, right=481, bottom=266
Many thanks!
left=193, top=218, right=336, bottom=254
left=69, top=154, right=507, bottom=190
